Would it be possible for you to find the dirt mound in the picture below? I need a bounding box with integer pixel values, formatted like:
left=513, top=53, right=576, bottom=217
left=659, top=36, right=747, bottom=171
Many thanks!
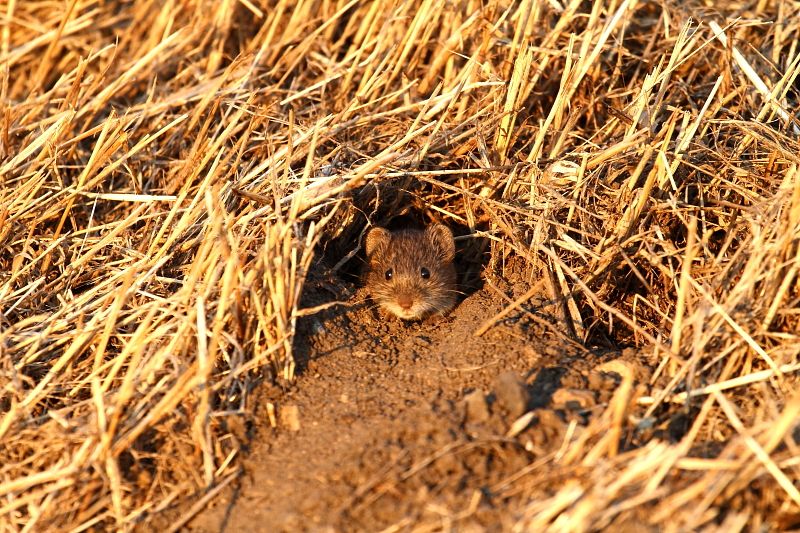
left=184, top=266, right=661, bottom=532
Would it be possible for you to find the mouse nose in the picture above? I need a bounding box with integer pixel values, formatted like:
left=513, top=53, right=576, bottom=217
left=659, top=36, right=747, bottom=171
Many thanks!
left=397, top=293, right=414, bottom=310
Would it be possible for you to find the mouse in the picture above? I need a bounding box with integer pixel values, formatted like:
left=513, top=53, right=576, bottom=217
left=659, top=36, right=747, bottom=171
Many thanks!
left=364, top=224, right=458, bottom=320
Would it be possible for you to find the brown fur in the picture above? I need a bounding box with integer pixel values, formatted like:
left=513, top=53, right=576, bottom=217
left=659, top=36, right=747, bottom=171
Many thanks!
left=365, top=224, right=458, bottom=320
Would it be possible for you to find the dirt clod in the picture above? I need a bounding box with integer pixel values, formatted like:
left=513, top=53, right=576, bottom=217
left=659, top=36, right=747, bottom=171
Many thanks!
left=493, top=371, right=530, bottom=420
left=552, top=388, right=597, bottom=409
left=463, top=390, right=490, bottom=425
left=279, top=405, right=301, bottom=432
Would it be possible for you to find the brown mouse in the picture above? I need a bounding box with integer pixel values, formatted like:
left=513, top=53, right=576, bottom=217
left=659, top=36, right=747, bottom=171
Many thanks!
left=365, top=224, right=458, bottom=320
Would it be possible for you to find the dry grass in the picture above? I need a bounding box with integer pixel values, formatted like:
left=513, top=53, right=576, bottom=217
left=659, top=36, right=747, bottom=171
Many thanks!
left=2, top=0, right=800, bottom=530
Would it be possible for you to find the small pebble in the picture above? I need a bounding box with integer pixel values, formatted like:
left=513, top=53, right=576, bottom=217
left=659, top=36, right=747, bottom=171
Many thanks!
left=280, top=404, right=301, bottom=432
left=494, top=371, right=529, bottom=419
left=463, top=390, right=490, bottom=424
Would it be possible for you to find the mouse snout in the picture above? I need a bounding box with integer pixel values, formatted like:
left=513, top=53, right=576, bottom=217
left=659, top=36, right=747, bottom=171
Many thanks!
left=396, top=291, right=415, bottom=310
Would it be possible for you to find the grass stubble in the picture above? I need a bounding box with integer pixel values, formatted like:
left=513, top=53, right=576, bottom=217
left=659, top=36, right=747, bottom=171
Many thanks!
left=1, top=0, right=800, bottom=530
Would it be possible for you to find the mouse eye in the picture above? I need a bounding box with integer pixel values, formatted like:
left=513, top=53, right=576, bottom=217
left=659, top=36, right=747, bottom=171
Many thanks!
left=420, top=267, right=430, bottom=279
left=385, top=268, right=393, bottom=280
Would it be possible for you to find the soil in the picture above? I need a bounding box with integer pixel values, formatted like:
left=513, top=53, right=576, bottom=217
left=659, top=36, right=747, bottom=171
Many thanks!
left=184, top=257, right=658, bottom=532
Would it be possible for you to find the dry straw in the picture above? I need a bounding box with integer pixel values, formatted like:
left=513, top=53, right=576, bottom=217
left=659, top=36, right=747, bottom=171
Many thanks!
left=1, top=0, right=800, bottom=530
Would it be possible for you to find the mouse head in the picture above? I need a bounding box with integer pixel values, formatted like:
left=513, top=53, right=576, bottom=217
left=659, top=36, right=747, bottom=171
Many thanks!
left=365, top=224, right=457, bottom=320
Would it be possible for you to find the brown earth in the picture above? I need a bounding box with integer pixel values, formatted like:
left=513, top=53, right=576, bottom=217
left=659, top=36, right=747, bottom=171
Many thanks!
left=182, top=258, right=666, bottom=532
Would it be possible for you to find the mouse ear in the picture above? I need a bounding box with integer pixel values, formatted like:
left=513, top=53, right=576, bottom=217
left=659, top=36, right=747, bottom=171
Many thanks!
left=425, top=224, right=455, bottom=262
left=365, top=227, right=391, bottom=258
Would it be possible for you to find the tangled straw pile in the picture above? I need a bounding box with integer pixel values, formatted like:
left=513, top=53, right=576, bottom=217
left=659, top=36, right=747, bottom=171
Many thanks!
left=2, top=0, right=800, bottom=530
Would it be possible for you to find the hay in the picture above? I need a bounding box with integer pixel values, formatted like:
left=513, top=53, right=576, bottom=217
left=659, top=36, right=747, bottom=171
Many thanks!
left=1, top=0, right=800, bottom=530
